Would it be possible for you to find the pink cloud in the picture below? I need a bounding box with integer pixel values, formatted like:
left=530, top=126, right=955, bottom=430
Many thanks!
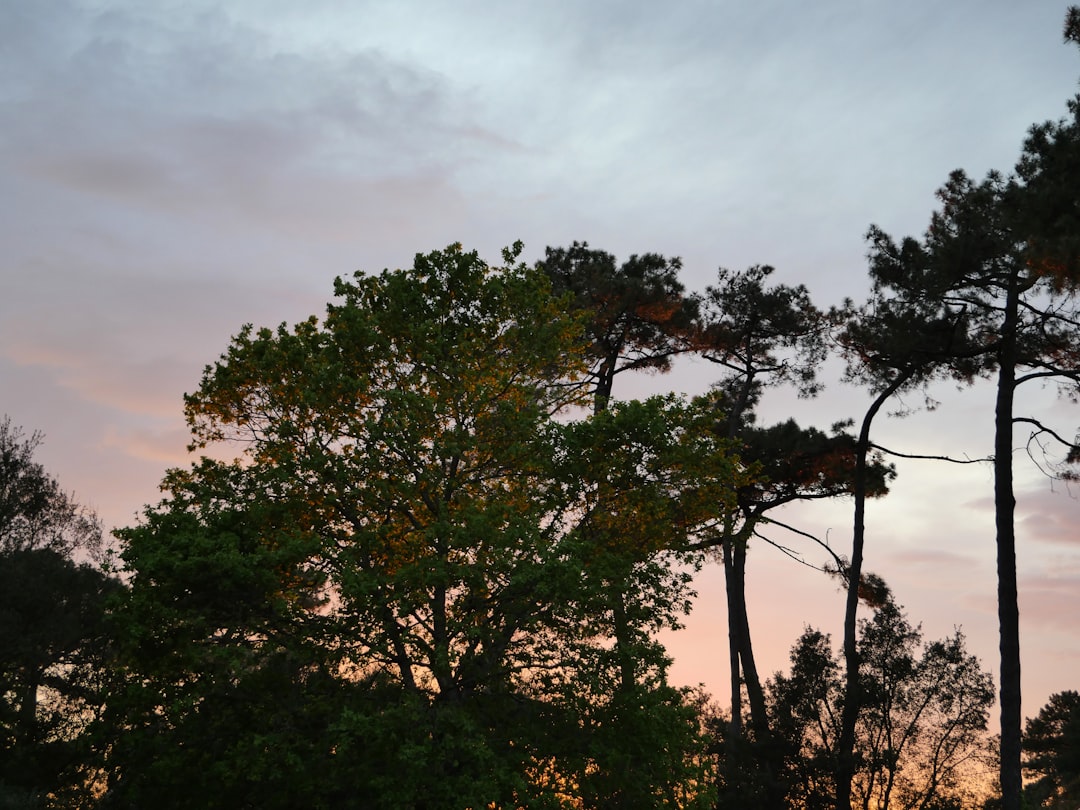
left=101, top=424, right=191, bottom=466
left=1017, top=485, right=1080, bottom=547
left=2, top=337, right=191, bottom=419
left=888, top=548, right=979, bottom=568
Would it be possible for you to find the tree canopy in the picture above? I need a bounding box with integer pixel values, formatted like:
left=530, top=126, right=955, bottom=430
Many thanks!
left=102, top=244, right=745, bottom=809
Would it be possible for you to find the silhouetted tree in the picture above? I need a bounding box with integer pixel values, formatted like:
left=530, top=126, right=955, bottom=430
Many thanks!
left=690, top=266, right=894, bottom=810
left=537, top=241, right=698, bottom=413
left=1023, top=691, right=1080, bottom=807
left=835, top=283, right=981, bottom=810
left=848, top=45, right=1080, bottom=802
left=770, top=595, right=995, bottom=810
left=692, top=265, right=829, bottom=742
left=0, top=417, right=118, bottom=807
left=0, top=417, right=102, bottom=560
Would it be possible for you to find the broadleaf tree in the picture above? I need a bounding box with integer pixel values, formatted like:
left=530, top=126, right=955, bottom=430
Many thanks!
left=769, top=595, right=995, bottom=810
left=104, top=244, right=743, bottom=809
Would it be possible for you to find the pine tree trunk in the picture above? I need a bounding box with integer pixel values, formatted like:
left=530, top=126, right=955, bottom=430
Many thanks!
left=996, top=281, right=1022, bottom=810
left=724, top=541, right=743, bottom=740
left=838, top=374, right=909, bottom=810
left=733, top=541, right=768, bottom=737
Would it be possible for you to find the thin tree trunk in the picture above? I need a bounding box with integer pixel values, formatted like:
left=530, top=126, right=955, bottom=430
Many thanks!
left=732, top=538, right=786, bottom=810
left=724, top=541, right=743, bottom=739
left=722, top=374, right=755, bottom=742
left=733, top=541, right=769, bottom=737
left=837, top=373, right=910, bottom=810
left=837, top=417, right=870, bottom=810
left=996, top=281, right=1022, bottom=810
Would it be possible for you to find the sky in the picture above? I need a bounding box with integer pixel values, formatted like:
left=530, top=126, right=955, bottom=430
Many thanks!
left=3, top=1, right=1080, bottom=729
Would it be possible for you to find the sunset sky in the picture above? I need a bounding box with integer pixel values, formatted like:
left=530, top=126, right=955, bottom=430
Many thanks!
left=3, top=1, right=1079, bottom=727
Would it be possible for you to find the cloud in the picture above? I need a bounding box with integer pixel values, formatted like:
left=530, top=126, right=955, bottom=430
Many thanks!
left=3, top=0, right=1079, bottom=715
left=0, top=261, right=329, bottom=420
left=2, top=338, right=193, bottom=420
left=888, top=548, right=981, bottom=568
left=101, top=423, right=191, bottom=465
left=1, top=1, right=504, bottom=252
left=1018, top=484, right=1080, bottom=547
left=1020, top=567, right=1080, bottom=632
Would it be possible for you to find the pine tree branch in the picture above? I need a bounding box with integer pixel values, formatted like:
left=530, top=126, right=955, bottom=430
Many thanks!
left=869, top=443, right=991, bottom=464
left=1014, top=417, right=1080, bottom=451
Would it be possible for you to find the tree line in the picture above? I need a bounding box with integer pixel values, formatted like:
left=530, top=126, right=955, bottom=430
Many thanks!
left=3, top=9, right=1080, bottom=810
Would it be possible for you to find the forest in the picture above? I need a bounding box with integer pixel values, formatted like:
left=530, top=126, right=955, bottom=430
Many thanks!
left=3, top=8, right=1080, bottom=810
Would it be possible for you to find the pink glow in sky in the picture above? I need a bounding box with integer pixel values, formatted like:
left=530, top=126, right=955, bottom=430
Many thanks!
left=3, top=1, right=1079, bottom=727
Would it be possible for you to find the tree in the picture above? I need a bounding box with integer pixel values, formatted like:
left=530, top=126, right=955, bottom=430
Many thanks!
left=104, top=244, right=740, bottom=808
left=1023, top=691, right=1080, bottom=807
left=688, top=265, right=893, bottom=810
left=537, top=241, right=698, bottom=413
left=848, top=21, right=1080, bottom=801
left=0, top=417, right=117, bottom=807
left=536, top=243, right=732, bottom=808
left=691, top=265, right=829, bottom=740
left=547, top=396, right=742, bottom=809
left=835, top=279, right=980, bottom=810
left=0, top=417, right=102, bottom=561
left=769, top=595, right=995, bottom=810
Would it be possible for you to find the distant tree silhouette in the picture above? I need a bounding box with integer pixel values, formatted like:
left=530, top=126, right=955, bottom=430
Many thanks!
left=1023, top=691, right=1080, bottom=807
left=0, top=417, right=117, bottom=805
left=769, top=595, right=995, bottom=810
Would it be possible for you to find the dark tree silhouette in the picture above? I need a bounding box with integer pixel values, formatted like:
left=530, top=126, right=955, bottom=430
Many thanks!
left=0, top=417, right=117, bottom=806
left=689, top=265, right=895, bottom=809
left=1023, top=690, right=1080, bottom=807
left=841, top=28, right=1080, bottom=802
left=537, top=241, right=698, bottom=413
left=769, top=595, right=994, bottom=810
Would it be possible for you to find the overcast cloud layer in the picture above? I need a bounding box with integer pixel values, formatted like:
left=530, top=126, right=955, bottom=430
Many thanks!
left=3, top=0, right=1079, bottom=723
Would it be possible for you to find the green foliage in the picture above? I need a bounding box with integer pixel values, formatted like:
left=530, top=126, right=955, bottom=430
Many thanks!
left=101, top=244, right=739, bottom=808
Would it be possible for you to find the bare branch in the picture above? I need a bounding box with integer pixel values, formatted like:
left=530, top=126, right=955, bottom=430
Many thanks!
left=1015, top=367, right=1080, bottom=387
left=869, top=443, right=991, bottom=464
left=754, top=530, right=830, bottom=573
left=755, top=517, right=848, bottom=573
left=1013, top=417, right=1080, bottom=451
